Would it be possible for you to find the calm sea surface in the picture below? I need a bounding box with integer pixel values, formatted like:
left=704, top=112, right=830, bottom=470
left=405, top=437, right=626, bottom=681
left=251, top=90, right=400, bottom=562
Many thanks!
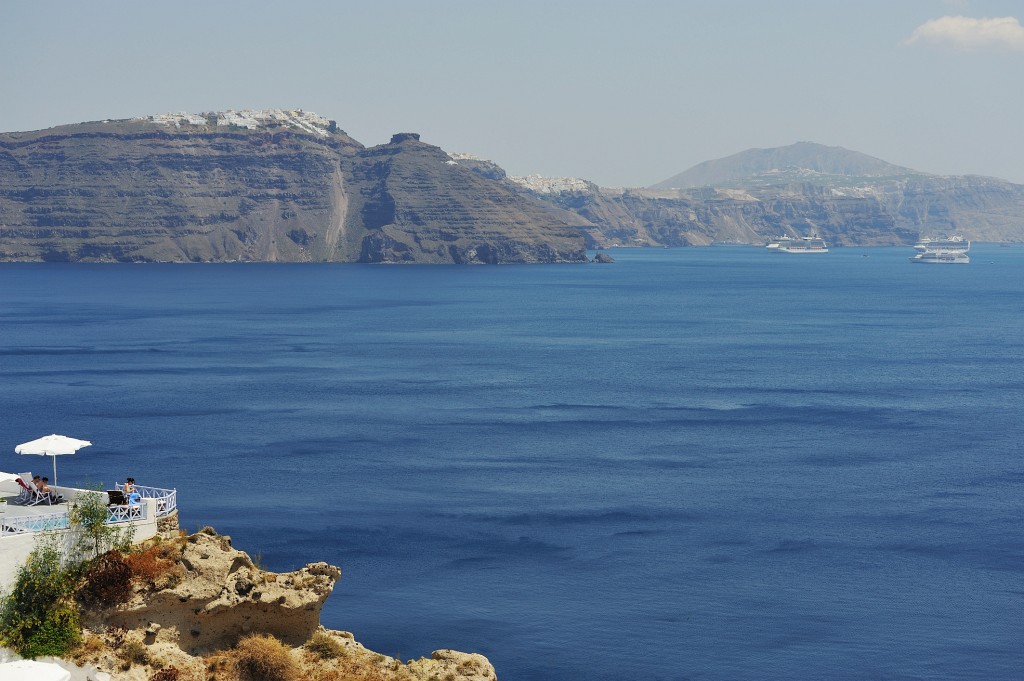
left=2, top=246, right=1022, bottom=680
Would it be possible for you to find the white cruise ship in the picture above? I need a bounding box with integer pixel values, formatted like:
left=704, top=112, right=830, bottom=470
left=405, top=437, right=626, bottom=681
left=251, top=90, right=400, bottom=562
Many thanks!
left=910, top=250, right=970, bottom=264
left=910, top=234, right=970, bottom=264
left=766, top=235, right=829, bottom=253
left=913, top=235, right=970, bottom=252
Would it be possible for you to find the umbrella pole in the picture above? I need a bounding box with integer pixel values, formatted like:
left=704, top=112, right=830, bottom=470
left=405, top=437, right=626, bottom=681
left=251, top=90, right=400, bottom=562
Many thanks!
left=52, top=455, right=57, bottom=487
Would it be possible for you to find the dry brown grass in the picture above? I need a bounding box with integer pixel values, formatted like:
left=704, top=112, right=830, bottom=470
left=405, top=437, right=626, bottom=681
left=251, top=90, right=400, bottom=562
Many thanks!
left=125, top=544, right=177, bottom=587
left=68, top=632, right=107, bottom=665
left=75, top=627, right=434, bottom=681
left=302, top=651, right=419, bottom=681
left=306, top=630, right=349, bottom=660
left=230, top=634, right=300, bottom=681
left=149, top=666, right=180, bottom=681
left=118, top=638, right=151, bottom=670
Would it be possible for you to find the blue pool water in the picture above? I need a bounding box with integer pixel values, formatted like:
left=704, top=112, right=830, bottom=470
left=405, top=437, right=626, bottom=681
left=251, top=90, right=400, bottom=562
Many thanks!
left=1, top=246, right=1022, bottom=680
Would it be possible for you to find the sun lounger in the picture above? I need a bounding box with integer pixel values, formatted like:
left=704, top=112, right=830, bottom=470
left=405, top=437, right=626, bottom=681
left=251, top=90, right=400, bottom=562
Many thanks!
left=14, top=476, right=47, bottom=505
left=14, top=476, right=34, bottom=504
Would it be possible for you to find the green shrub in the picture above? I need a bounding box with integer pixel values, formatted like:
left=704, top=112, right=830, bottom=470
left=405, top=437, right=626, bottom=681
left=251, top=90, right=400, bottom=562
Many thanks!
left=16, top=601, right=81, bottom=659
left=0, top=541, right=81, bottom=658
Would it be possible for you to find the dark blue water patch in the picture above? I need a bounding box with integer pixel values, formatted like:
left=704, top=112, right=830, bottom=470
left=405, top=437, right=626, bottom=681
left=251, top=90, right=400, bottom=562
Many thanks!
left=447, top=535, right=573, bottom=565
left=927, top=490, right=981, bottom=499
left=766, top=539, right=821, bottom=553
left=0, top=345, right=171, bottom=356
left=2, top=366, right=292, bottom=379
left=431, top=507, right=704, bottom=527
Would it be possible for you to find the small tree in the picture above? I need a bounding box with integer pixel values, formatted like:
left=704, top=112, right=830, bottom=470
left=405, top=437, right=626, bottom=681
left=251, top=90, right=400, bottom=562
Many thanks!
left=68, top=489, right=134, bottom=560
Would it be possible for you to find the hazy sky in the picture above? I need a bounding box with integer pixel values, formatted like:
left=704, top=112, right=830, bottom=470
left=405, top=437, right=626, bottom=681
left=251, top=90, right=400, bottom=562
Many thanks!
left=2, top=0, right=1022, bottom=186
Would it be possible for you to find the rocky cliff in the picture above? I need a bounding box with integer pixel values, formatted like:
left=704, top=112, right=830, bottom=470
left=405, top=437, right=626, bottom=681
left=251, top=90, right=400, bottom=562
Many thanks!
left=541, top=181, right=1018, bottom=248
left=347, top=134, right=588, bottom=263
left=7, top=116, right=1024, bottom=258
left=69, top=529, right=497, bottom=681
left=0, top=112, right=587, bottom=263
left=519, top=143, right=1024, bottom=247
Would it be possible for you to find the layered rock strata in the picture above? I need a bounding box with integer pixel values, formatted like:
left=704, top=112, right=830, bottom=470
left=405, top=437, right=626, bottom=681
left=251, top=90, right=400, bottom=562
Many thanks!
left=0, top=120, right=588, bottom=263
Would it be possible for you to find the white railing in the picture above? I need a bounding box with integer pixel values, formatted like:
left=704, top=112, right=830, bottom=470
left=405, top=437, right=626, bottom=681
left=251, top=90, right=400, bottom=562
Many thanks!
left=116, top=484, right=177, bottom=517
left=2, top=510, right=70, bottom=533
left=107, top=502, right=146, bottom=523
left=1, top=502, right=147, bottom=535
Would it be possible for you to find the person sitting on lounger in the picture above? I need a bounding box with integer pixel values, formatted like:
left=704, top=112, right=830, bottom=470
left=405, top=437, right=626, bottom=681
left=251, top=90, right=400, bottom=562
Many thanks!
left=37, top=477, right=62, bottom=503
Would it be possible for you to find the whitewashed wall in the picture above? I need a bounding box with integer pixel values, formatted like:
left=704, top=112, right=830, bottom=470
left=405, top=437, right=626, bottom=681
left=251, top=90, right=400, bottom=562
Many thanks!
left=0, top=492, right=158, bottom=592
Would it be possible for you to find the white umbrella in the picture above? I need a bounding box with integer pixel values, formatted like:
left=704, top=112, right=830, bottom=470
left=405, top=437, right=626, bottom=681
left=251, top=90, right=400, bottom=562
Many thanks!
left=0, top=659, right=72, bottom=681
left=14, top=434, right=92, bottom=487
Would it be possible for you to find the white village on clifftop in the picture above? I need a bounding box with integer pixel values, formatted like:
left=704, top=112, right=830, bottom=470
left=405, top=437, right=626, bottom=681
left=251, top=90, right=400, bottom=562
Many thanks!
left=133, top=108, right=334, bottom=137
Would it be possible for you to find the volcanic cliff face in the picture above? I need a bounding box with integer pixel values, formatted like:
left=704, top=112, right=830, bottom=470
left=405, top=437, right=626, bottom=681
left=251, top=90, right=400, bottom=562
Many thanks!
left=519, top=142, right=1024, bottom=247
left=0, top=119, right=362, bottom=262
left=545, top=177, right=1024, bottom=248
left=347, top=134, right=588, bottom=264
left=0, top=115, right=587, bottom=263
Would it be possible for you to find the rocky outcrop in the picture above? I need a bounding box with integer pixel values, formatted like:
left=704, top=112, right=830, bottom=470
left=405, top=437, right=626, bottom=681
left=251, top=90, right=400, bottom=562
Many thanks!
left=72, top=529, right=497, bottom=681
left=0, top=117, right=587, bottom=263
left=449, top=153, right=507, bottom=181
left=345, top=134, right=588, bottom=263
left=94, top=531, right=338, bottom=654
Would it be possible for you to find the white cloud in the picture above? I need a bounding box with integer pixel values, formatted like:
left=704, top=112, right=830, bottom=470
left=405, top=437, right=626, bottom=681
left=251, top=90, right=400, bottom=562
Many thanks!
left=903, top=15, right=1024, bottom=52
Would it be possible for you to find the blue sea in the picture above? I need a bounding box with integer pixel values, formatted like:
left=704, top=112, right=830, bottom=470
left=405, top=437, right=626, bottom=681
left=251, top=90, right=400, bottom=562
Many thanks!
left=2, top=246, right=1022, bottom=680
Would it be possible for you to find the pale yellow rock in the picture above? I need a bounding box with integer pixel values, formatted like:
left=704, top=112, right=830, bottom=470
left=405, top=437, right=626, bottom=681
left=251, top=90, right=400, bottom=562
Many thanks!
left=68, top=530, right=496, bottom=681
left=408, top=649, right=497, bottom=680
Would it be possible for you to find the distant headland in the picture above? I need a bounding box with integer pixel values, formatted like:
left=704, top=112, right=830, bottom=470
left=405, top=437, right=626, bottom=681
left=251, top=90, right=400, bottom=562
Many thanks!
left=1, top=109, right=1023, bottom=263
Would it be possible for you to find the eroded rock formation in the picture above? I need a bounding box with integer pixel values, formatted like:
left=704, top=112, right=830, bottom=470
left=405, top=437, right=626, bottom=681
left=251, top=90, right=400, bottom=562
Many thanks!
left=102, top=531, right=338, bottom=653
left=71, top=529, right=497, bottom=681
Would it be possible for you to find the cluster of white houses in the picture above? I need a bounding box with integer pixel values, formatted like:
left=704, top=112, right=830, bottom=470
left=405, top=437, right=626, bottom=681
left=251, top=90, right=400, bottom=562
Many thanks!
left=134, top=108, right=334, bottom=137
left=508, top=174, right=592, bottom=194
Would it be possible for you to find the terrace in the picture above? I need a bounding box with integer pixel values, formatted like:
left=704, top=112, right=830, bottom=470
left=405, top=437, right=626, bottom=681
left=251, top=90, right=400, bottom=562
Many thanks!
left=0, top=475, right=177, bottom=590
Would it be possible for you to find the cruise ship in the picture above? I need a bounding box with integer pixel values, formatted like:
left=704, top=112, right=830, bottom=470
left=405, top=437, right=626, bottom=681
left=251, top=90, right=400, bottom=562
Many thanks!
left=909, top=234, right=970, bottom=264
left=766, top=235, right=829, bottom=253
left=910, top=249, right=970, bottom=264
left=913, top=234, right=970, bottom=252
